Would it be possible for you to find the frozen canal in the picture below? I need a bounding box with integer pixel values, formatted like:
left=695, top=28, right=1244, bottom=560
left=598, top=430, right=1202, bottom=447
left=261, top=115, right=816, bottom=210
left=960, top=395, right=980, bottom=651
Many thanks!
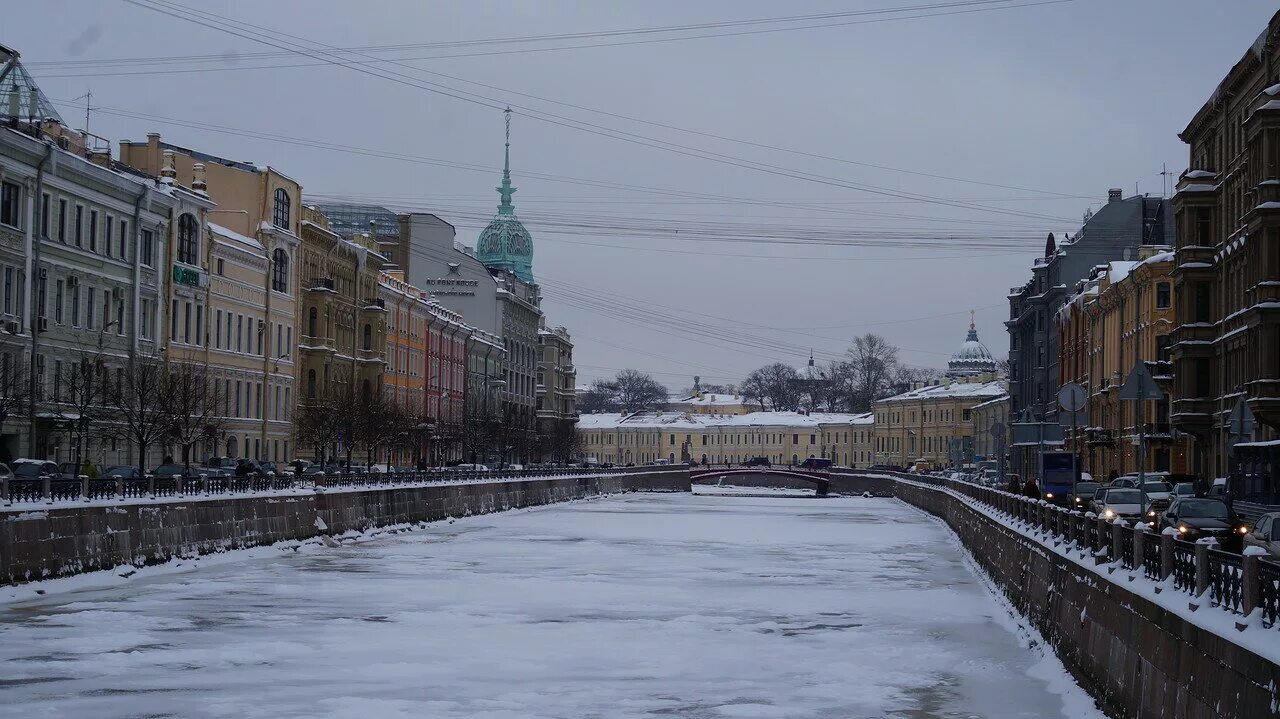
left=0, top=494, right=1101, bottom=719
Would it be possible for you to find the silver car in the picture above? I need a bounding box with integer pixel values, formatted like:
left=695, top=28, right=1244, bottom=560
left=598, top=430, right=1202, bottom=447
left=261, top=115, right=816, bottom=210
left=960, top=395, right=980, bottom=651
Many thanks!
left=1244, top=513, right=1280, bottom=559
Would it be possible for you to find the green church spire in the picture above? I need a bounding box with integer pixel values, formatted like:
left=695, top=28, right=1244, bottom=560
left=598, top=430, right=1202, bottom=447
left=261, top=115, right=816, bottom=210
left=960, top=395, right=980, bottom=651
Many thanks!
left=497, top=106, right=516, bottom=216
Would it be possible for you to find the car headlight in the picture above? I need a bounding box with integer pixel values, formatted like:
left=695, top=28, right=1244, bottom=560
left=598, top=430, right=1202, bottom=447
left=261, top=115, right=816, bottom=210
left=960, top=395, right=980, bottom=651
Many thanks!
left=1177, top=525, right=1189, bottom=534
left=1147, top=510, right=1156, bottom=518
left=1238, top=526, right=1249, bottom=535
left=1045, top=492, right=1054, bottom=499
left=1103, top=509, right=1115, bottom=518
left=1074, top=496, right=1082, bottom=503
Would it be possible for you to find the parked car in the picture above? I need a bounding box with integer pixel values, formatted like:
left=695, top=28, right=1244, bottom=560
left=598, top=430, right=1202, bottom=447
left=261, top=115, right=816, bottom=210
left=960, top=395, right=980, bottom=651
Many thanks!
left=57, top=462, right=83, bottom=478
left=744, top=456, right=771, bottom=468
left=11, top=459, right=63, bottom=480
left=1094, top=488, right=1146, bottom=521
left=1139, top=481, right=1175, bottom=517
left=203, top=456, right=238, bottom=470
left=1243, top=512, right=1280, bottom=559
left=1160, top=497, right=1248, bottom=549
left=1070, top=481, right=1101, bottom=508
left=800, top=457, right=834, bottom=471
left=104, top=465, right=143, bottom=479
left=453, top=463, right=490, bottom=471
left=151, top=464, right=193, bottom=479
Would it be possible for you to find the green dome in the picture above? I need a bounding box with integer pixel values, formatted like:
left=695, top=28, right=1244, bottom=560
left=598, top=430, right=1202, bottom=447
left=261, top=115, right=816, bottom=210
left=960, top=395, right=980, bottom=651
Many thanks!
left=476, top=109, right=534, bottom=284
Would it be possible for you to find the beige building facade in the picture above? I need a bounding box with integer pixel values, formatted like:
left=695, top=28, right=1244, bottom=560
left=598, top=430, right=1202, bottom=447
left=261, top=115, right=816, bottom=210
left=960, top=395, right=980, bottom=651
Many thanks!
left=873, top=378, right=1006, bottom=469
left=120, top=135, right=301, bottom=463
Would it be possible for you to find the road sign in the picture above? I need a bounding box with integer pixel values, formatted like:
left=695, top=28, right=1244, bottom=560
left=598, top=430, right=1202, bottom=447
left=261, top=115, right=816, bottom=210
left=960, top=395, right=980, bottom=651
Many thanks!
left=1011, top=422, right=1064, bottom=446
left=990, top=421, right=1006, bottom=439
left=1057, top=410, right=1087, bottom=427
left=1120, top=363, right=1164, bottom=401
left=1057, top=383, right=1087, bottom=412
left=1227, top=397, right=1256, bottom=439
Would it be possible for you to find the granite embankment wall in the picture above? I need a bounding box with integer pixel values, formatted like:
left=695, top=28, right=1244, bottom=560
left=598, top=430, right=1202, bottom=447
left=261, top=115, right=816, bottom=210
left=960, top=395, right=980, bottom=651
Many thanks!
left=0, top=470, right=689, bottom=586
left=834, top=469, right=1280, bottom=719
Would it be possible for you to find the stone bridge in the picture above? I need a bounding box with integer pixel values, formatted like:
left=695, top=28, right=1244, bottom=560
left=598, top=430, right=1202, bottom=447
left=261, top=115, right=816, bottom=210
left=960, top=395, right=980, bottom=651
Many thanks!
left=689, top=467, right=831, bottom=496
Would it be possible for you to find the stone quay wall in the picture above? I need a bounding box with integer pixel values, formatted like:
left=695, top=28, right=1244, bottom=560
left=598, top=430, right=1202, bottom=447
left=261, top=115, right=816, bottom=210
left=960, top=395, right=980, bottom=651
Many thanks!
left=836, top=469, right=1280, bottom=719
left=0, top=469, right=689, bottom=586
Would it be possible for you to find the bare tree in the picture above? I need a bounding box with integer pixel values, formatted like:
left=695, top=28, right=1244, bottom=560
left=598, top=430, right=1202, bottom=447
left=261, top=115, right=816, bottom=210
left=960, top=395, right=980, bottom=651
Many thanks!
left=108, top=354, right=171, bottom=476
left=840, top=334, right=901, bottom=412
left=577, top=378, right=620, bottom=414
left=741, top=363, right=801, bottom=411
left=56, top=351, right=111, bottom=473
left=167, top=362, right=226, bottom=472
left=578, top=370, right=667, bottom=414
left=0, top=354, right=30, bottom=460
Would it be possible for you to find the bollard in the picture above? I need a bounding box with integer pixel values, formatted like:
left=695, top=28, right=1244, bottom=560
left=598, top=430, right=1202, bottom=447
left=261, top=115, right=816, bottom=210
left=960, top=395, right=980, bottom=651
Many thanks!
left=1193, top=539, right=1216, bottom=598
left=1242, top=548, right=1263, bottom=617
left=42, top=475, right=52, bottom=505
left=1095, top=516, right=1109, bottom=555
left=116, top=477, right=124, bottom=500
left=1111, top=519, right=1127, bottom=566
left=201, top=473, right=209, bottom=497
left=1159, top=532, right=1175, bottom=582
left=1133, top=524, right=1146, bottom=575
left=148, top=475, right=156, bottom=500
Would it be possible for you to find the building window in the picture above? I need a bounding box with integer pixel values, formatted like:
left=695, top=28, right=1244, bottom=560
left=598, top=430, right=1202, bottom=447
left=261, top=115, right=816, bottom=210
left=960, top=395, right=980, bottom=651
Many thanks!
left=70, top=282, right=79, bottom=326
left=140, top=229, right=154, bottom=267
left=118, top=219, right=127, bottom=259
left=89, top=209, right=98, bottom=251
left=177, top=213, right=198, bottom=265
left=57, top=199, right=66, bottom=242
left=1156, top=282, right=1171, bottom=309
left=2, top=267, right=12, bottom=316
left=273, top=188, right=290, bottom=229
left=271, top=248, right=288, bottom=292
left=54, top=280, right=63, bottom=325
left=363, top=323, right=372, bottom=351
left=1193, top=283, right=1211, bottom=323
left=74, top=205, right=83, bottom=246
left=105, top=214, right=113, bottom=255
left=40, top=193, right=50, bottom=237
left=216, top=258, right=224, bottom=275
left=0, top=182, right=19, bottom=227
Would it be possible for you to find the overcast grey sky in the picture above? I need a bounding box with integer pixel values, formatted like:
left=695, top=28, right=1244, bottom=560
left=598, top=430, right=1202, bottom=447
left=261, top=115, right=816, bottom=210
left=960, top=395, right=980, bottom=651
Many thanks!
left=9, top=0, right=1276, bottom=390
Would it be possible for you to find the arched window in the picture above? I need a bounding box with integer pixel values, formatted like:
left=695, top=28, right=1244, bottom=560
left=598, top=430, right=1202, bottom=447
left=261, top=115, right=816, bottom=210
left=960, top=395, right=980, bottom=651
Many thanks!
left=273, top=188, right=290, bottom=229
left=307, top=369, right=316, bottom=399
left=177, top=213, right=198, bottom=265
left=362, top=323, right=372, bottom=351
left=307, top=307, right=317, bottom=338
left=271, top=248, right=288, bottom=292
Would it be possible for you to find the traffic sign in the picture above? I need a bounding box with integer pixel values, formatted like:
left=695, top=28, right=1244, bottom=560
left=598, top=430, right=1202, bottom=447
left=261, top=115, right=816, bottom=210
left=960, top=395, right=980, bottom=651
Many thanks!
left=1057, top=410, right=1087, bottom=427
left=990, top=421, right=1006, bottom=439
left=1057, top=383, right=1087, bottom=412
left=1120, top=363, right=1164, bottom=401
left=1227, top=397, right=1256, bottom=439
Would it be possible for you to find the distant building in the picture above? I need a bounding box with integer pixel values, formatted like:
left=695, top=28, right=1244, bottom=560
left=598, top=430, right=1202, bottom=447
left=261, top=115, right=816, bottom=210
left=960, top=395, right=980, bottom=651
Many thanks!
left=309, top=203, right=401, bottom=268
left=970, top=395, right=1010, bottom=468
left=578, top=410, right=872, bottom=466
left=1007, top=189, right=1172, bottom=480
left=669, top=392, right=755, bottom=415
left=536, top=323, right=578, bottom=462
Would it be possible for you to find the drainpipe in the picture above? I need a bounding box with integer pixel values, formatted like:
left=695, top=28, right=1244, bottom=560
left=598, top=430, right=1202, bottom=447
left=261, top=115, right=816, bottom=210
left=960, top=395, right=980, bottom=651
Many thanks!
left=25, top=141, right=54, bottom=458
left=129, top=184, right=147, bottom=359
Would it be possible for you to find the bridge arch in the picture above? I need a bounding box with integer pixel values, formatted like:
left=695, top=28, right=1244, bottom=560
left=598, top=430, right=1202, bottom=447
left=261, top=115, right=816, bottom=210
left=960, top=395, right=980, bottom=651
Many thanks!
left=690, top=468, right=830, bottom=496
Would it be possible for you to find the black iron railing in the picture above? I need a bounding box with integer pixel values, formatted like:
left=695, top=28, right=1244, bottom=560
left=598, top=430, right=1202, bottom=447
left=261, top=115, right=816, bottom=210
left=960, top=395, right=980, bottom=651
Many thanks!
left=1171, top=540, right=1196, bottom=592
left=1142, top=532, right=1162, bottom=580
left=1, top=466, right=666, bottom=506
left=1208, top=549, right=1244, bottom=614
left=1259, top=560, right=1280, bottom=628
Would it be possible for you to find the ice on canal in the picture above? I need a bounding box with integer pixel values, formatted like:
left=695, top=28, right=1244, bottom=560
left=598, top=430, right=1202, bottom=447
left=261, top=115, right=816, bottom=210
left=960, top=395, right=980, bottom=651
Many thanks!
left=0, top=494, right=1103, bottom=719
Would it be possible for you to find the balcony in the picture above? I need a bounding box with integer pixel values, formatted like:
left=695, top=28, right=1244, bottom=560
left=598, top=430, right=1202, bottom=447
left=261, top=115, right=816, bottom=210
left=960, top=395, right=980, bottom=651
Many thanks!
left=1142, top=423, right=1174, bottom=441
left=1085, top=428, right=1114, bottom=446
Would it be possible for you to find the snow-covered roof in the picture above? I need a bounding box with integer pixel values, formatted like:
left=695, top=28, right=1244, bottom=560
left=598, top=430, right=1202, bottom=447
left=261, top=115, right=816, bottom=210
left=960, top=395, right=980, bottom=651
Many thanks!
left=673, top=393, right=751, bottom=407
left=209, top=222, right=264, bottom=253
left=878, top=380, right=1007, bottom=404
left=971, top=394, right=1010, bottom=411
left=578, top=410, right=873, bottom=431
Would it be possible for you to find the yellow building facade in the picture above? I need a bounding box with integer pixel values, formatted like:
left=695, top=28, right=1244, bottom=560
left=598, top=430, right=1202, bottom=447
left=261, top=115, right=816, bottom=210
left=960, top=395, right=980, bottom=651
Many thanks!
left=873, top=378, right=1006, bottom=468
left=578, top=411, right=869, bottom=466
left=120, top=135, right=301, bottom=463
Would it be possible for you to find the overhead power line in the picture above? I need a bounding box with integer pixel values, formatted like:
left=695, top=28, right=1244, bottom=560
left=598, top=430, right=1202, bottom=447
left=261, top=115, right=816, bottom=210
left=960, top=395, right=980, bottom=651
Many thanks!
left=118, top=0, right=1078, bottom=224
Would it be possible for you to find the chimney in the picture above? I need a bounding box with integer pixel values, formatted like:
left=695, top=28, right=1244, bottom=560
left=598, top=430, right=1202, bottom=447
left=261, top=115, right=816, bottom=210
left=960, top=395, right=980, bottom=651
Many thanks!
left=191, top=162, right=208, bottom=194
left=160, top=149, right=176, bottom=185
left=26, top=87, right=38, bottom=121
left=1108, top=188, right=1123, bottom=203
left=87, top=150, right=111, bottom=168
left=6, top=89, right=18, bottom=125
